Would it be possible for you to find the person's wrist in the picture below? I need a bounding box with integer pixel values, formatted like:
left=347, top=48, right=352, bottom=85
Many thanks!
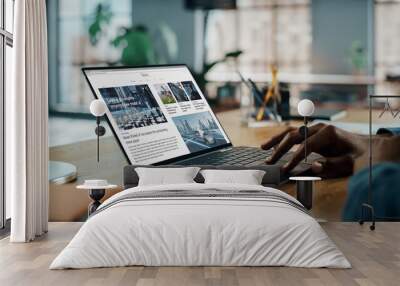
left=354, top=136, right=400, bottom=172
left=354, top=156, right=368, bottom=173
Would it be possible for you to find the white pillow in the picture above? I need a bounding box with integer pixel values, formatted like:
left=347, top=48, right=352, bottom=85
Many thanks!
left=200, top=169, right=266, bottom=185
left=136, top=167, right=200, bottom=186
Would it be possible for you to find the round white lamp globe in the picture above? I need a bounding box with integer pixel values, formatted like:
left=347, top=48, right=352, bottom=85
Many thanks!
left=89, top=99, right=106, bottom=117
left=297, top=99, right=315, bottom=117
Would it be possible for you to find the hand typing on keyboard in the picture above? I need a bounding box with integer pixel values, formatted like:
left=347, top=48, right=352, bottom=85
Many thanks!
left=261, top=123, right=377, bottom=178
left=180, top=147, right=272, bottom=166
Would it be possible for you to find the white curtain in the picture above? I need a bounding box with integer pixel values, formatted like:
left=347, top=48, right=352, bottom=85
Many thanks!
left=7, top=0, right=49, bottom=242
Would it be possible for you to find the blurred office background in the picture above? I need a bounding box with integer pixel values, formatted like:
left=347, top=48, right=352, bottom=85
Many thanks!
left=41, top=0, right=400, bottom=221
left=46, top=0, right=400, bottom=164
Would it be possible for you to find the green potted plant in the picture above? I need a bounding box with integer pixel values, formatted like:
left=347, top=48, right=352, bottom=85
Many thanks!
left=348, top=40, right=367, bottom=75
left=88, top=4, right=177, bottom=66
left=194, top=50, right=243, bottom=94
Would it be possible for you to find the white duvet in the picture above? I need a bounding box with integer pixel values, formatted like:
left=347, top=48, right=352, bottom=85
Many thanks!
left=50, top=183, right=350, bottom=269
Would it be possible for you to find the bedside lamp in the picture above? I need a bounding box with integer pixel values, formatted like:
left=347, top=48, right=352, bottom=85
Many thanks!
left=90, top=99, right=107, bottom=162
left=297, top=99, right=315, bottom=163
left=290, top=99, right=319, bottom=211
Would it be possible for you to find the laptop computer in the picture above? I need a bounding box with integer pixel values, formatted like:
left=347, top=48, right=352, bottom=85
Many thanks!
left=82, top=65, right=315, bottom=186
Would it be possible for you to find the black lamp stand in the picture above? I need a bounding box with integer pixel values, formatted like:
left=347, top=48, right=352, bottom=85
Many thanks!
left=95, top=116, right=106, bottom=162
left=299, top=116, right=309, bottom=164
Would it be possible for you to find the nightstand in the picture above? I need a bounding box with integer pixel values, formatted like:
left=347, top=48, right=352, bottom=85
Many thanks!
left=77, top=180, right=117, bottom=216
left=289, top=176, right=321, bottom=210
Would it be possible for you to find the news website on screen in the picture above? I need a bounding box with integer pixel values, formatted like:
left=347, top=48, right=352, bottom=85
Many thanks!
left=85, top=66, right=230, bottom=165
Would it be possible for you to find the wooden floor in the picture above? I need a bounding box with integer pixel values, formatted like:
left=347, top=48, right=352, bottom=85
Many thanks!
left=0, top=222, right=399, bottom=286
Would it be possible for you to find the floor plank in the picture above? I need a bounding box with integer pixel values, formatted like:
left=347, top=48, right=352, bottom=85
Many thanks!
left=0, top=222, right=399, bottom=286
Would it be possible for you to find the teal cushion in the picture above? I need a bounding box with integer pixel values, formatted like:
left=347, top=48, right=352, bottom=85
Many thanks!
left=342, top=162, right=400, bottom=221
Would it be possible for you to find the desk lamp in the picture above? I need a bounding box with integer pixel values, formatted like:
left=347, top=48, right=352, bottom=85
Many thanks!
left=90, top=99, right=107, bottom=162
left=297, top=99, right=315, bottom=163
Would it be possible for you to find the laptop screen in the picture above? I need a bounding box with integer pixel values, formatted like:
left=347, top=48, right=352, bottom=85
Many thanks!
left=83, top=65, right=231, bottom=165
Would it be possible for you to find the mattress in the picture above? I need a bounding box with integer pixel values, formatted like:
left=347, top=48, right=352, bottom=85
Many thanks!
left=50, top=183, right=350, bottom=269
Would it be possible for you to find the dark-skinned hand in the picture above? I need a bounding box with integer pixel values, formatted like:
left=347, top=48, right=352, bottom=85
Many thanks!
left=261, top=123, right=368, bottom=178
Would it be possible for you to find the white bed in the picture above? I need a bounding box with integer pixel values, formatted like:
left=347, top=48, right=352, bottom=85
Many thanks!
left=50, top=183, right=350, bottom=269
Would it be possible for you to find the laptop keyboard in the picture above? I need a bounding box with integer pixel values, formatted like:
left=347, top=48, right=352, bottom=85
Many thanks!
left=178, top=146, right=273, bottom=166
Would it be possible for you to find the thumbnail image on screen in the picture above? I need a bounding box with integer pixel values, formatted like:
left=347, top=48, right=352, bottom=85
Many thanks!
left=99, top=84, right=168, bottom=130
left=168, top=82, right=190, bottom=102
left=181, top=81, right=202, bottom=100
left=172, top=111, right=228, bottom=153
left=153, top=83, right=177, bottom=105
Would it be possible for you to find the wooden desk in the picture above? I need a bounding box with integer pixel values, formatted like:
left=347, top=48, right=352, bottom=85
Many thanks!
left=49, top=108, right=377, bottom=222
left=213, top=110, right=351, bottom=221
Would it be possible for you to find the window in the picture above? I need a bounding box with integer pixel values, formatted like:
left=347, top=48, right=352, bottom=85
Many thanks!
left=375, top=0, right=400, bottom=95
left=1, top=0, right=14, bottom=229
left=48, top=0, right=132, bottom=114
left=206, top=0, right=311, bottom=74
